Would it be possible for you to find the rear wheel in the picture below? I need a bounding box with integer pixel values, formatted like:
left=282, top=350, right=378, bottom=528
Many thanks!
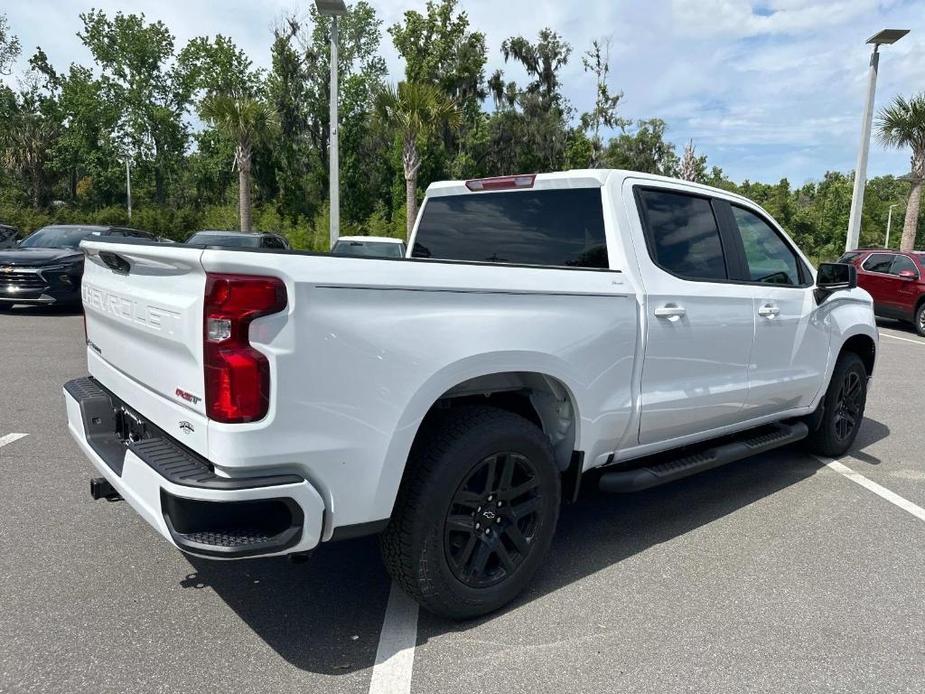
left=915, top=303, right=925, bottom=337
left=804, top=353, right=868, bottom=457
left=380, top=406, right=560, bottom=620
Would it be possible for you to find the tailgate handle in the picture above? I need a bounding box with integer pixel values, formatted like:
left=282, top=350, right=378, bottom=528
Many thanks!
left=100, top=251, right=131, bottom=275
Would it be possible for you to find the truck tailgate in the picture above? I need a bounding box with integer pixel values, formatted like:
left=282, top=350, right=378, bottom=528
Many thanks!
left=81, top=241, right=208, bottom=449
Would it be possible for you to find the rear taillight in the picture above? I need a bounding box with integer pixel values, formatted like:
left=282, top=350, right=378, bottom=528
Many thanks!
left=203, top=274, right=287, bottom=424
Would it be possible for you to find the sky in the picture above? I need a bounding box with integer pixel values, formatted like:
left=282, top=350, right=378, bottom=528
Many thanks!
left=3, top=0, right=924, bottom=184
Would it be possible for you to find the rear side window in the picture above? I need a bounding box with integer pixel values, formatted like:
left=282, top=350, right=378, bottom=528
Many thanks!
left=732, top=206, right=803, bottom=286
left=890, top=255, right=918, bottom=276
left=412, top=188, right=609, bottom=269
left=637, top=190, right=727, bottom=281
left=863, top=253, right=895, bottom=274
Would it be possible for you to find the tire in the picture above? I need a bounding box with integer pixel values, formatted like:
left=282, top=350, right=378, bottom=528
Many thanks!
left=380, top=406, right=561, bottom=620
left=915, top=303, right=925, bottom=338
left=803, top=353, right=868, bottom=458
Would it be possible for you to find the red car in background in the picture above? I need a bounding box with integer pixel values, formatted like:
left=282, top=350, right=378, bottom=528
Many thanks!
left=839, top=248, right=925, bottom=336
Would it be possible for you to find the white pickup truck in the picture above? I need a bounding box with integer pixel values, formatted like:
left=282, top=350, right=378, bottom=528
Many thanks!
left=64, top=170, right=877, bottom=618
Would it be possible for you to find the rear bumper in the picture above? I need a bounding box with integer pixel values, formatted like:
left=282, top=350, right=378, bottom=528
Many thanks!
left=64, top=377, right=325, bottom=559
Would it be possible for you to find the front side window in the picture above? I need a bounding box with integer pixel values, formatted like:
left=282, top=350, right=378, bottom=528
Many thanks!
left=732, top=206, right=802, bottom=286
left=863, top=253, right=895, bottom=274
left=638, top=189, right=727, bottom=281
left=890, top=255, right=918, bottom=277
left=413, top=188, right=608, bottom=269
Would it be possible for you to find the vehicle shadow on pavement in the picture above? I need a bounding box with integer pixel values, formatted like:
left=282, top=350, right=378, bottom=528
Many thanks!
left=182, top=536, right=391, bottom=676
left=179, top=418, right=889, bottom=676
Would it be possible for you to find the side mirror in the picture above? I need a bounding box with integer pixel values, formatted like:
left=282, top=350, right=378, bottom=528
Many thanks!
left=898, top=269, right=918, bottom=280
left=815, top=262, right=857, bottom=303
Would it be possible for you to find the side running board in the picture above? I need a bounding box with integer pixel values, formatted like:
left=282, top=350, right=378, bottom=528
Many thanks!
left=599, top=421, right=809, bottom=493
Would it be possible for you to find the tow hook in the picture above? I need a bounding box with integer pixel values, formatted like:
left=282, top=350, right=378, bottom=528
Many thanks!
left=90, top=477, right=123, bottom=502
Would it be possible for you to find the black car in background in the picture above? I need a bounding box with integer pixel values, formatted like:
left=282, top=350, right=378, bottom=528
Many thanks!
left=185, top=230, right=290, bottom=250
left=0, top=224, right=20, bottom=249
left=0, top=224, right=155, bottom=310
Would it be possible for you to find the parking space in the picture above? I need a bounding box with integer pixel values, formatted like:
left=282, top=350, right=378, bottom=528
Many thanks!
left=1, top=308, right=923, bottom=694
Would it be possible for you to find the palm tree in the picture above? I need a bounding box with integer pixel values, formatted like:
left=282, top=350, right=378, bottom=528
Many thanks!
left=877, top=93, right=925, bottom=251
left=2, top=110, right=58, bottom=210
left=200, top=92, right=277, bottom=232
left=375, top=82, right=460, bottom=237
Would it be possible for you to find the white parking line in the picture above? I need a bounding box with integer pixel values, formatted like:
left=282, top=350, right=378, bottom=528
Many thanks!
left=368, top=581, right=419, bottom=694
left=820, top=458, right=925, bottom=523
left=879, top=332, right=925, bottom=346
left=0, top=433, right=28, bottom=448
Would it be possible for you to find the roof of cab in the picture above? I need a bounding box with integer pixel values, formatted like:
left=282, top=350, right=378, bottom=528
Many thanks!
left=424, top=168, right=757, bottom=207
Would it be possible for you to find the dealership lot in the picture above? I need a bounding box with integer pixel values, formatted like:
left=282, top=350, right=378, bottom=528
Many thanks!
left=1, top=308, right=923, bottom=694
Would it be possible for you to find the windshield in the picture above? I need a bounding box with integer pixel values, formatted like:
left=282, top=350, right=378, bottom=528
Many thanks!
left=186, top=233, right=260, bottom=248
left=332, top=240, right=405, bottom=258
left=20, top=226, right=100, bottom=249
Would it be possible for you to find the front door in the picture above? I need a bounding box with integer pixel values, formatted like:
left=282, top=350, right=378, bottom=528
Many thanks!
left=632, top=186, right=755, bottom=446
left=727, top=205, right=830, bottom=416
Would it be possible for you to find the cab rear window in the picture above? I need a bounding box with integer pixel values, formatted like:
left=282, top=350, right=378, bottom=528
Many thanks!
left=412, top=188, right=609, bottom=269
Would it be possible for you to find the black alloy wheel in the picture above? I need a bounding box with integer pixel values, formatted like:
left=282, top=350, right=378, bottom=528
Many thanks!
left=444, top=452, right=544, bottom=588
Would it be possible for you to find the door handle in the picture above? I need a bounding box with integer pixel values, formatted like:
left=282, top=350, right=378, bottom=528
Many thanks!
left=758, top=304, right=781, bottom=318
left=654, top=304, right=687, bottom=320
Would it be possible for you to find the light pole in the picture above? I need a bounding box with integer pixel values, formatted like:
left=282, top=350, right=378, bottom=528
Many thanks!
left=885, top=203, right=899, bottom=248
left=125, top=159, right=132, bottom=222
left=315, top=0, right=348, bottom=250
left=845, top=28, right=909, bottom=252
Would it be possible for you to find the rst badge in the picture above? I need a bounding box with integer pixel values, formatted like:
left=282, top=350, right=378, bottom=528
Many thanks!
left=175, top=388, right=202, bottom=406
left=179, top=421, right=195, bottom=435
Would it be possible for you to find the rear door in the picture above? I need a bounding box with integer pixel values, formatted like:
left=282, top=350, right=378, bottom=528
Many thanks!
left=725, top=204, right=829, bottom=416
left=859, top=252, right=896, bottom=316
left=630, top=185, right=755, bottom=445
left=888, top=254, right=920, bottom=318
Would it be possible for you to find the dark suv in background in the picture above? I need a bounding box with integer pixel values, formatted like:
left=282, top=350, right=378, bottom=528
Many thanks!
left=0, top=224, right=155, bottom=310
left=840, top=248, right=925, bottom=336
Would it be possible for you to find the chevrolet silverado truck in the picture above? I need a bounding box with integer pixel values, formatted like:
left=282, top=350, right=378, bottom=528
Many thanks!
left=64, top=170, right=877, bottom=619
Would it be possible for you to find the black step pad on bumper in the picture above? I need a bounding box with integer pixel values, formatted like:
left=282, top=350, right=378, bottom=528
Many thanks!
left=599, top=421, right=809, bottom=493
left=65, top=377, right=302, bottom=490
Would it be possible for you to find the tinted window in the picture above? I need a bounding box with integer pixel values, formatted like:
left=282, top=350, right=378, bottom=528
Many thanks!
left=333, top=240, right=405, bottom=258
left=19, top=226, right=102, bottom=249
left=891, top=255, right=918, bottom=276
left=262, top=236, right=287, bottom=249
left=638, top=190, right=726, bottom=281
left=863, top=253, right=895, bottom=274
left=838, top=252, right=861, bottom=264
left=124, top=229, right=153, bottom=239
left=732, top=206, right=802, bottom=286
left=186, top=233, right=261, bottom=248
left=413, top=188, right=608, bottom=269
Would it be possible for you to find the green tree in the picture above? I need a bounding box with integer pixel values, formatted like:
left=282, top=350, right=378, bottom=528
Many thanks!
left=0, top=12, right=21, bottom=76
left=1, top=87, right=58, bottom=209
left=375, top=82, right=460, bottom=236
left=389, top=0, right=487, bottom=121
left=603, top=119, right=679, bottom=176
left=200, top=92, right=278, bottom=232
left=580, top=39, right=626, bottom=167
left=877, top=93, right=925, bottom=251
left=78, top=10, right=193, bottom=203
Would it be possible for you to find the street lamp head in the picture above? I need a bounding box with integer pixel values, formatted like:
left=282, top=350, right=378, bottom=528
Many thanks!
left=866, top=29, right=910, bottom=46
left=314, top=0, right=348, bottom=16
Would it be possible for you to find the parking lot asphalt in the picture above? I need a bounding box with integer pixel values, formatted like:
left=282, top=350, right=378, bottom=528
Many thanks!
left=1, top=308, right=923, bottom=694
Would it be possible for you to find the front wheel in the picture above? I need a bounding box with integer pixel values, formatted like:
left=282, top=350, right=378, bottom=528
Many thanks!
left=380, top=406, right=561, bottom=620
left=803, top=353, right=868, bottom=458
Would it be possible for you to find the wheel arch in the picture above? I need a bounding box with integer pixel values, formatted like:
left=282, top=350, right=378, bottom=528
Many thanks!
left=839, top=333, right=877, bottom=376
left=375, top=354, right=584, bottom=523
